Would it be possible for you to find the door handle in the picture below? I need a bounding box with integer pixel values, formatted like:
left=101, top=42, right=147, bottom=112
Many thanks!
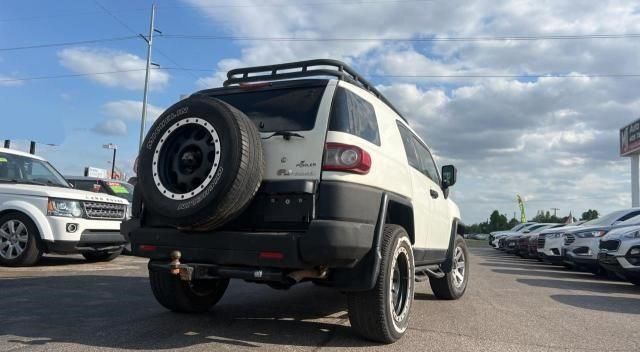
left=430, top=189, right=439, bottom=199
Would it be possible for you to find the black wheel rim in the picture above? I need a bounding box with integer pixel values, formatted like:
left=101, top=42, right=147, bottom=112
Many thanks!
left=391, top=251, right=410, bottom=316
left=155, top=120, right=221, bottom=198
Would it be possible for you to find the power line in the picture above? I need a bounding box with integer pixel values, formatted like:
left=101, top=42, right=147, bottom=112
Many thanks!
left=93, top=0, right=142, bottom=35
left=0, top=69, right=149, bottom=83
left=0, top=36, right=139, bottom=52
left=3, top=67, right=640, bottom=84
left=159, top=33, right=640, bottom=42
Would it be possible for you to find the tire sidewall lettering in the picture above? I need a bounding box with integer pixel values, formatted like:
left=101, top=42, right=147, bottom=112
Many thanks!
left=176, top=166, right=224, bottom=211
left=145, top=106, right=189, bottom=150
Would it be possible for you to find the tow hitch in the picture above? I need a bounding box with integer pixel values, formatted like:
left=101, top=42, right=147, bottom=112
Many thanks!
left=168, top=250, right=194, bottom=281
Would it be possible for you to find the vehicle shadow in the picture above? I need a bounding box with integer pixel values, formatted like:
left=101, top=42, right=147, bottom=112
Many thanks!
left=550, top=295, right=640, bottom=314
left=35, top=255, right=88, bottom=266
left=491, top=268, right=599, bottom=281
left=480, top=262, right=569, bottom=271
left=0, top=275, right=379, bottom=350
left=517, top=278, right=638, bottom=295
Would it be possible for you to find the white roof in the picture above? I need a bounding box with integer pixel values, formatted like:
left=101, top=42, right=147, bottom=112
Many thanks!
left=0, top=147, right=46, bottom=161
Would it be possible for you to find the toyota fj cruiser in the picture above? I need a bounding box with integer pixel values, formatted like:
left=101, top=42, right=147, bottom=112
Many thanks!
left=122, top=59, right=467, bottom=343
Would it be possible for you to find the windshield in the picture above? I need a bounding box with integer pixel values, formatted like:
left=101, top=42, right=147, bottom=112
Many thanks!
left=510, top=224, right=526, bottom=231
left=104, top=181, right=134, bottom=202
left=619, top=214, right=640, bottom=226
left=214, top=85, right=326, bottom=132
left=0, top=152, right=69, bottom=188
left=583, top=210, right=637, bottom=227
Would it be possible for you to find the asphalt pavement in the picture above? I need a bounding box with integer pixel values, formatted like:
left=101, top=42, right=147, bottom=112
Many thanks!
left=1, top=245, right=639, bottom=352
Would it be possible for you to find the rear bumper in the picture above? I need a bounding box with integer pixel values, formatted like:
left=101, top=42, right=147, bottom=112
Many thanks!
left=123, top=218, right=375, bottom=269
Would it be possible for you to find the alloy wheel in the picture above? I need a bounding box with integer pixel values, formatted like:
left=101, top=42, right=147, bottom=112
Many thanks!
left=0, top=219, right=28, bottom=260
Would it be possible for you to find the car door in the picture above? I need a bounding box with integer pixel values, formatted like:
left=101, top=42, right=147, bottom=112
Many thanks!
left=411, top=140, right=451, bottom=250
left=396, top=123, right=431, bottom=249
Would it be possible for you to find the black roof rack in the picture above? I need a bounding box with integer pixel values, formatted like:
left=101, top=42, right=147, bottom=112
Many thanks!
left=223, top=59, right=407, bottom=122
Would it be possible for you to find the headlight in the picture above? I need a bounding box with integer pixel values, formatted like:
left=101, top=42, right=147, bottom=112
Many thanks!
left=126, top=205, right=132, bottom=219
left=47, top=199, right=84, bottom=218
left=547, top=233, right=562, bottom=239
left=622, top=230, right=640, bottom=239
left=575, top=230, right=607, bottom=238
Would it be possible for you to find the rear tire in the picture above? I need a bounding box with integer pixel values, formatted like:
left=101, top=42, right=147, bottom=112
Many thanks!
left=82, top=248, right=123, bottom=262
left=0, top=213, right=42, bottom=267
left=430, top=235, right=469, bottom=300
left=347, top=224, right=414, bottom=344
left=149, top=266, right=229, bottom=313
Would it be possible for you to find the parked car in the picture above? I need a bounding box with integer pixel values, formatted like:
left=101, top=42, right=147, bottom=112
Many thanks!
left=492, top=222, right=539, bottom=249
left=489, top=222, right=536, bottom=247
left=121, top=59, right=468, bottom=343
left=517, top=223, right=565, bottom=258
left=562, top=209, right=640, bottom=274
left=472, top=233, right=488, bottom=240
left=598, top=225, right=640, bottom=285
left=66, top=176, right=134, bottom=204
left=537, top=221, right=586, bottom=264
left=0, top=147, right=129, bottom=266
left=503, top=223, right=552, bottom=253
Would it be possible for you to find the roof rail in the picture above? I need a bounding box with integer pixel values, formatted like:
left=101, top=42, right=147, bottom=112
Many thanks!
left=223, top=59, right=407, bottom=122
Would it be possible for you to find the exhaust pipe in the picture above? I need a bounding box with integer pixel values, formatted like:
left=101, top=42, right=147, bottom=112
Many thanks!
left=287, top=267, right=328, bottom=283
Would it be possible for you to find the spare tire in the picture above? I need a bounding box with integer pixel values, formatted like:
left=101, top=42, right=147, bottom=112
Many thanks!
left=138, top=95, right=264, bottom=231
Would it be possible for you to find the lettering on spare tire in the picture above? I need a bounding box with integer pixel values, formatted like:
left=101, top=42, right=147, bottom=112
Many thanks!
left=176, top=166, right=224, bottom=210
left=146, top=107, right=189, bottom=150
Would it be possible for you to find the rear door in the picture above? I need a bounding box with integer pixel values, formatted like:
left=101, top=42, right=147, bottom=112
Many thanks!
left=213, top=80, right=336, bottom=183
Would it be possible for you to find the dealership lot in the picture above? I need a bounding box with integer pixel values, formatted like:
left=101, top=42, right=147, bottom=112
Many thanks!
left=1, top=245, right=639, bottom=352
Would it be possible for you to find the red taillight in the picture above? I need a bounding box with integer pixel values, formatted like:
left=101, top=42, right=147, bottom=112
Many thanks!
left=138, top=244, right=157, bottom=252
left=259, top=251, right=284, bottom=260
left=322, top=143, right=371, bottom=174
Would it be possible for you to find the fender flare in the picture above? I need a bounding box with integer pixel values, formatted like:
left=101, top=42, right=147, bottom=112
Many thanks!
left=440, top=218, right=461, bottom=273
left=0, top=201, right=53, bottom=241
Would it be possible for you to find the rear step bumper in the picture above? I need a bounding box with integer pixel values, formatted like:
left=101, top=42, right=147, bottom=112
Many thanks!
left=122, top=219, right=375, bottom=269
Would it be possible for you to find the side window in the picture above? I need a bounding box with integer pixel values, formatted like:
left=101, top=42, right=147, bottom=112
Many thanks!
left=329, top=87, right=381, bottom=145
left=412, top=138, right=440, bottom=183
left=72, top=180, right=102, bottom=193
left=618, top=211, right=640, bottom=222
left=397, top=123, right=421, bottom=170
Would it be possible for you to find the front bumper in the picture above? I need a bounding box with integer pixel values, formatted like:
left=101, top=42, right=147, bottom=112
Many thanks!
left=46, top=215, right=123, bottom=242
left=44, top=231, right=126, bottom=254
left=122, top=218, right=375, bottom=269
left=563, top=237, right=600, bottom=267
left=598, top=253, right=640, bottom=280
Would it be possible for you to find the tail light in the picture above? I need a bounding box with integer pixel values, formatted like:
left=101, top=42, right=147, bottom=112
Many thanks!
left=322, top=143, right=371, bottom=174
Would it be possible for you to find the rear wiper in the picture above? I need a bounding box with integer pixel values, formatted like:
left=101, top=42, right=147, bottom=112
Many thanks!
left=262, top=131, right=305, bottom=141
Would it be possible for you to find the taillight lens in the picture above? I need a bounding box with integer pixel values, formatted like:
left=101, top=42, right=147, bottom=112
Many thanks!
left=322, top=143, right=371, bottom=174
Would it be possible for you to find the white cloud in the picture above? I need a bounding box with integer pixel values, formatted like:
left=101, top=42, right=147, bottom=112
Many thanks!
left=102, top=100, right=164, bottom=123
left=58, top=47, right=169, bottom=90
left=91, top=119, right=127, bottom=136
left=182, top=0, right=640, bottom=222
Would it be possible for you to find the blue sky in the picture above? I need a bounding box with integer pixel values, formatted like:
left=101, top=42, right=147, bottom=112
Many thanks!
left=1, top=0, right=241, bottom=174
left=2, top=0, right=640, bottom=223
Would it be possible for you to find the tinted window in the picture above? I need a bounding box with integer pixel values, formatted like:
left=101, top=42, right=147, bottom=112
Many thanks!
left=397, top=123, right=421, bottom=170
left=70, top=180, right=101, bottom=192
left=329, top=87, right=380, bottom=145
left=412, top=138, right=440, bottom=183
left=215, top=86, right=325, bottom=132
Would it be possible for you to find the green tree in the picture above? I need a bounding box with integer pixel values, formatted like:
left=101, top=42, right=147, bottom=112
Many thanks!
left=581, top=209, right=599, bottom=221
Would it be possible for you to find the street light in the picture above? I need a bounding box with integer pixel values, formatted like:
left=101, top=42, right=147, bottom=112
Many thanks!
left=103, top=143, right=117, bottom=179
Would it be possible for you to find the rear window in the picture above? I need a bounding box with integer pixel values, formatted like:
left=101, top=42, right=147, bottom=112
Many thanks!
left=329, top=87, right=380, bottom=145
left=215, top=86, right=326, bottom=132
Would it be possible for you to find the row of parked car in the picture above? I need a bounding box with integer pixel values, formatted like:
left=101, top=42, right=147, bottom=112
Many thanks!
left=488, top=209, right=640, bottom=286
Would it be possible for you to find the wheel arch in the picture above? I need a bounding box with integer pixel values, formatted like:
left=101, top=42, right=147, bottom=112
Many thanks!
left=0, top=201, right=52, bottom=241
left=384, top=194, right=414, bottom=244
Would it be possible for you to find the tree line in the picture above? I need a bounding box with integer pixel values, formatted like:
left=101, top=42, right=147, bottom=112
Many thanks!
left=466, top=209, right=599, bottom=234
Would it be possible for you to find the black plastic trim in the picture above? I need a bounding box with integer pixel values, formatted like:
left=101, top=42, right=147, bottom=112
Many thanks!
left=440, top=218, right=460, bottom=273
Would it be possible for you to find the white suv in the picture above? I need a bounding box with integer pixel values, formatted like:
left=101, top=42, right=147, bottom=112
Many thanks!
left=598, top=225, right=640, bottom=285
left=0, top=148, right=129, bottom=266
left=122, top=59, right=467, bottom=343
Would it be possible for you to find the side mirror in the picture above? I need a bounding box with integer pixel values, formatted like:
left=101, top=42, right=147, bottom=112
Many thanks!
left=523, top=230, right=531, bottom=233
left=441, top=164, right=457, bottom=188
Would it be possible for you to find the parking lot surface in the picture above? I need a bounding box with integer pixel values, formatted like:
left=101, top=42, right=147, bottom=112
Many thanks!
left=1, top=245, right=639, bottom=352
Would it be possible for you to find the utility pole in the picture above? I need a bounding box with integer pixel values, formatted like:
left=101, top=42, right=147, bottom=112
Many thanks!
left=139, top=4, right=158, bottom=149
left=551, top=207, right=560, bottom=217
